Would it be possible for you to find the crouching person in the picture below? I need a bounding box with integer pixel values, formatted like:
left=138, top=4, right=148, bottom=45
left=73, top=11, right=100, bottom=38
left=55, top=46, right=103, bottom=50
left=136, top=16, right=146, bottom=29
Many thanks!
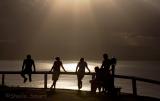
left=90, top=66, right=102, bottom=93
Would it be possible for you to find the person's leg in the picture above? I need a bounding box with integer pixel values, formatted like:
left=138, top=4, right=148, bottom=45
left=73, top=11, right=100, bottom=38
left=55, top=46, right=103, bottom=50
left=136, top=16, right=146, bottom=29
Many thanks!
left=51, top=74, right=54, bottom=89
left=91, top=80, right=97, bottom=93
left=53, top=80, right=57, bottom=89
left=78, top=78, right=81, bottom=90
left=77, top=77, right=82, bottom=90
left=21, top=72, right=27, bottom=83
left=21, top=72, right=25, bottom=79
left=108, top=78, right=115, bottom=95
left=78, top=76, right=83, bottom=90
left=98, top=83, right=101, bottom=93
left=80, top=80, right=82, bottom=89
left=51, top=72, right=59, bottom=90
left=50, top=79, right=57, bottom=89
left=50, top=80, right=55, bottom=89
left=28, top=73, right=32, bottom=82
left=78, top=80, right=82, bottom=89
left=54, top=73, right=60, bottom=89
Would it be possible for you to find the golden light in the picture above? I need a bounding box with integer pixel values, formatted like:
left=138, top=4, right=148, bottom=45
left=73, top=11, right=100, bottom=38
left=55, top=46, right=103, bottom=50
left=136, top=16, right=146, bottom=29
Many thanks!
left=63, top=62, right=98, bottom=72
left=45, top=0, right=118, bottom=14
left=37, top=61, right=100, bottom=72
left=48, top=0, right=93, bottom=16
left=30, top=0, right=119, bottom=49
left=36, top=61, right=100, bottom=90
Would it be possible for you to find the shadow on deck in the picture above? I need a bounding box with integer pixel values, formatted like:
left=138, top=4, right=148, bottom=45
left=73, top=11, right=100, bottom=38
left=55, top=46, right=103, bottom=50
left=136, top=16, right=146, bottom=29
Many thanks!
left=0, top=87, right=159, bottom=101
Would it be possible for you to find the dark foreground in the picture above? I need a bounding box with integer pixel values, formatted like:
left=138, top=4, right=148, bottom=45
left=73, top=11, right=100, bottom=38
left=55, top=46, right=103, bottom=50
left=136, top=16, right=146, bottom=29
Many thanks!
left=0, top=87, right=159, bottom=101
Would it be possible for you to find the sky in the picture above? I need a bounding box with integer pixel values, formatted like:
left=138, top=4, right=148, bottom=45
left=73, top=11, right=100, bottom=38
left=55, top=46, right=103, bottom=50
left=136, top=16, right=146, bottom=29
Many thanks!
left=0, top=0, right=160, bottom=60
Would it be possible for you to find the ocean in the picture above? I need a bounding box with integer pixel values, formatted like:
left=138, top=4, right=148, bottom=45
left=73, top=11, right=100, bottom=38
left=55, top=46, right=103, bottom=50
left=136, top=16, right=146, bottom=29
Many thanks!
left=0, top=60, right=160, bottom=98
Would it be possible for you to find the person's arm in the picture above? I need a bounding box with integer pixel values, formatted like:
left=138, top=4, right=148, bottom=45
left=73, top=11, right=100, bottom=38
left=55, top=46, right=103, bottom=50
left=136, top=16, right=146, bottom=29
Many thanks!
left=86, top=62, right=90, bottom=73
left=50, top=62, right=55, bottom=72
left=75, top=63, right=79, bottom=73
left=101, top=61, right=104, bottom=68
left=50, top=66, right=53, bottom=72
left=61, top=62, right=66, bottom=72
left=22, top=60, right=25, bottom=71
left=111, top=64, right=115, bottom=76
left=33, top=60, right=36, bottom=72
left=61, top=65, right=66, bottom=72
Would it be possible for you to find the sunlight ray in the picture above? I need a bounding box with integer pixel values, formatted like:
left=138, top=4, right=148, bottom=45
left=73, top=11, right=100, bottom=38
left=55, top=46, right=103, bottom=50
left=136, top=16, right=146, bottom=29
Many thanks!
left=30, top=0, right=120, bottom=51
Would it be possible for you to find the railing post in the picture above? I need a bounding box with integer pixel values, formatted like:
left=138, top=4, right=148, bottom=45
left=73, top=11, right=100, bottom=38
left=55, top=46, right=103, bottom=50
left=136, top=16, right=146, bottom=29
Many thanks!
left=2, top=74, right=5, bottom=86
left=132, top=78, right=137, bottom=96
left=44, top=73, right=47, bottom=89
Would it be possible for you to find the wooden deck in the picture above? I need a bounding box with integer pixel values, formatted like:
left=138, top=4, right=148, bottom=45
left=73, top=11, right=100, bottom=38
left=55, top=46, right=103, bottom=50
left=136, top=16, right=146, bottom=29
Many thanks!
left=0, top=87, right=159, bottom=101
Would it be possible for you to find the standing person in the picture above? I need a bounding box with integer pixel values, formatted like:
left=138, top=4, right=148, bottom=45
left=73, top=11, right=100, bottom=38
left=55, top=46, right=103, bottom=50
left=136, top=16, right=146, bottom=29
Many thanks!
left=76, top=58, right=90, bottom=90
left=110, top=58, right=117, bottom=90
left=50, top=57, right=67, bottom=90
left=101, top=53, right=111, bottom=70
left=21, top=54, right=36, bottom=83
left=101, top=53, right=111, bottom=92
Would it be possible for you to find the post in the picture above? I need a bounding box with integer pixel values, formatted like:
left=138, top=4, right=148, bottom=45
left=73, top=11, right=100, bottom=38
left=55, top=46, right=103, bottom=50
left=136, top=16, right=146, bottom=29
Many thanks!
left=132, top=78, right=137, bottom=96
left=2, top=74, right=5, bottom=86
left=44, top=74, right=47, bottom=89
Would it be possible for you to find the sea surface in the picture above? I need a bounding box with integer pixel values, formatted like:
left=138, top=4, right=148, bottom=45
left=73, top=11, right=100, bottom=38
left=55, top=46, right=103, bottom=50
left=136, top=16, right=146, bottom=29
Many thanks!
left=0, top=60, right=160, bottom=98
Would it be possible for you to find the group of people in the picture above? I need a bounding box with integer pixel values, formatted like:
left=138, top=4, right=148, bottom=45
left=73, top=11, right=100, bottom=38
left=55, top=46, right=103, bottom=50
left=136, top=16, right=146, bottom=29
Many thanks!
left=21, top=54, right=117, bottom=93
left=90, top=54, right=117, bottom=94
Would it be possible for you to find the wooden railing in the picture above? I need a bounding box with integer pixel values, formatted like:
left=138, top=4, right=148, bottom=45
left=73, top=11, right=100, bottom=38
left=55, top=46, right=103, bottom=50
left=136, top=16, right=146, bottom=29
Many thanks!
left=0, top=71, right=160, bottom=96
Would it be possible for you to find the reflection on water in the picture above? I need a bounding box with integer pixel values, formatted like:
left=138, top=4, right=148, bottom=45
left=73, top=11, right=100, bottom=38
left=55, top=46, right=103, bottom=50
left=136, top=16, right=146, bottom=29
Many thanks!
left=35, top=61, right=98, bottom=90
left=33, top=60, right=100, bottom=72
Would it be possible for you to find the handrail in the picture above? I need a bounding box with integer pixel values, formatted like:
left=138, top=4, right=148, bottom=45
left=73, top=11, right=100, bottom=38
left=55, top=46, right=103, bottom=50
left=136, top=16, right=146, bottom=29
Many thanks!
left=0, top=71, right=91, bottom=74
left=114, top=75, right=160, bottom=85
left=0, top=71, right=160, bottom=96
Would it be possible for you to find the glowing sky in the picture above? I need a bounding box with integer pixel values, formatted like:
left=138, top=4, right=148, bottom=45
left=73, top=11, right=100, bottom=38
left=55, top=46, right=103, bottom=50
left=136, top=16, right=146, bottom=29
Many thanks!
left=0, top=0, right=160, bottom=60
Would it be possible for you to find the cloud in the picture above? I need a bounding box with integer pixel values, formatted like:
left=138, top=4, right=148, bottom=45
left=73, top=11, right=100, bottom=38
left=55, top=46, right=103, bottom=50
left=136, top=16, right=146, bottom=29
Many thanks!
left=116, top=32, right=160, bottom=47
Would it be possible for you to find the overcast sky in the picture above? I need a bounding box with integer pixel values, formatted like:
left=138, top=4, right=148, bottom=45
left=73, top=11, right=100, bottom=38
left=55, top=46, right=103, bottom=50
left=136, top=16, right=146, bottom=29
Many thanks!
left=0, top=0, right=160, bottom=60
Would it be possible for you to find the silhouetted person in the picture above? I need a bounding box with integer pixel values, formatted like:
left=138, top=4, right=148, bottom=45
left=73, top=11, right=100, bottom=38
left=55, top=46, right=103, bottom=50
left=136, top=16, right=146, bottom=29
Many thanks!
left=50, top=57, right=66, bottom=90
left=101, top=53, right=111, bottom=92
left=76, top=58, right=90, bottom=90
left=90, top=66, right=102, bottom=93
left=101, top=53, right=111, bottom=70
left=110, top=57, right=117, bottom=92
left=21, top=54, right=36, bottom=83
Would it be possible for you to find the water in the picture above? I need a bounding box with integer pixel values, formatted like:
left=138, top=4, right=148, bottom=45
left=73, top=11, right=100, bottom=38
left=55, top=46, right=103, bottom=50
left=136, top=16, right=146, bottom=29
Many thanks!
left=0, top=60, right=160, bottom=98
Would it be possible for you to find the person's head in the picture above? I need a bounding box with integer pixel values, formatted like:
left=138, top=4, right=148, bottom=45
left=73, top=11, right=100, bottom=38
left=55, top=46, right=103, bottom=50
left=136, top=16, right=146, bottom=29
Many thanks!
left=103, top=53, right=108, bottom=60
left=55, top=57, right=60, bottom=61
left=27, top=54, right=31, bottom=59
left=95, top=66, right=99, bottom=73
left=80, top=58, right=84, bottom=62
left=111, top=57, right=117, bottom=65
